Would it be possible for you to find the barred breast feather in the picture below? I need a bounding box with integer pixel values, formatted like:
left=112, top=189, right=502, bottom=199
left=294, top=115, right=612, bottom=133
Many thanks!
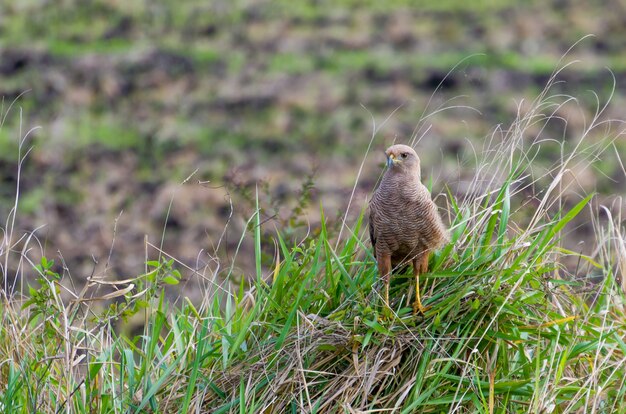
left=369, top=148, right=447, bottom=267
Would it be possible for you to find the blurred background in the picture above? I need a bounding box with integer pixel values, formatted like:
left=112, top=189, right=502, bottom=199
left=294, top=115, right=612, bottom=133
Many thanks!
left=1, top=0, right=625, bottom=298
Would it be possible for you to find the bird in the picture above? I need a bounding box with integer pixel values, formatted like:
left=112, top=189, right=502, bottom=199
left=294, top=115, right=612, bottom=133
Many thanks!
left=368, top=144, right=448, bottom=314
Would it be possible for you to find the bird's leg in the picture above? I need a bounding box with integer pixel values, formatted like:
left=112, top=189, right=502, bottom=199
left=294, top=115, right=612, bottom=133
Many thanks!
left=420, top=252, right=429, bottom=273
left=412, top=253, right=430, bottom=314
left=377, top=253, right=392, bottom=307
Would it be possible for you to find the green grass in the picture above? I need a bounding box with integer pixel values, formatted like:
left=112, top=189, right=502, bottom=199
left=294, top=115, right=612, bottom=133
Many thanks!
left=1, top=74, right=626, bottom=412
left=47, top=38, right=135, bottom=57
left=74, top=114, right=143, bottom=149
left=0, top=129, right=20, bottom=162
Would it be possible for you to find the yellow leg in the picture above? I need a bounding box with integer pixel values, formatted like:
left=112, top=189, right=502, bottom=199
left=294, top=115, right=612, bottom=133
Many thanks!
left=412, top=254, right=430, bottom=314
left=385, top=279, right=390, bottom=307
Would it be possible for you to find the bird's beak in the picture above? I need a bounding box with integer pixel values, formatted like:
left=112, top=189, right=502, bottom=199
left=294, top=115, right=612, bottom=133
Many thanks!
left=386, top=153, right=396, bottom=168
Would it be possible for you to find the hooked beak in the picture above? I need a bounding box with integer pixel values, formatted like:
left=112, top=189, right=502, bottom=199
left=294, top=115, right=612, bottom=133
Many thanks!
left=386, top=153, right=396, bottom=168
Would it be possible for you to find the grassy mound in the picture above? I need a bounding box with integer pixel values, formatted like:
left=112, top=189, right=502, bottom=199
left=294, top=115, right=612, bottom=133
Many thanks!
left=1, top=78, right=626, bottom=413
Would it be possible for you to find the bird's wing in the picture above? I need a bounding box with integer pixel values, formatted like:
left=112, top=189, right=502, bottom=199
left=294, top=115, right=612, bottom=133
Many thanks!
left=414, top=187, right=448, bottom=247
left=368, top=207, right=377, bottom=256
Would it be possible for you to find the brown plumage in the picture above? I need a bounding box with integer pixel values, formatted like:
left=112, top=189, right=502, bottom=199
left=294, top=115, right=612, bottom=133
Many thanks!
left=368, top=144, right=448, bottom=313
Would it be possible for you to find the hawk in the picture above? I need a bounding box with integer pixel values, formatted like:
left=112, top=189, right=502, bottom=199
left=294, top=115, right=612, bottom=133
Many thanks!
left=369, top=144, right=448, bottom=314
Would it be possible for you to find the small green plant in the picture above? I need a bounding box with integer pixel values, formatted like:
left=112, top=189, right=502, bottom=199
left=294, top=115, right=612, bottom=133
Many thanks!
left=22, top=256, right=61, bottom=322
left=103, top=257, right=182, bottom=322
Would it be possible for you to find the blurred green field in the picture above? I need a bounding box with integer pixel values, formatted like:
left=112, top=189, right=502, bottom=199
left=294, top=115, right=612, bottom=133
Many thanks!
left=1, top=0, right=625, bottom=284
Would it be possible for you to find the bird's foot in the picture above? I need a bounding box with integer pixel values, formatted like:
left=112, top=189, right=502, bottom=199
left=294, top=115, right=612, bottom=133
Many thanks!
left=413, top=301, right=431, bottom=315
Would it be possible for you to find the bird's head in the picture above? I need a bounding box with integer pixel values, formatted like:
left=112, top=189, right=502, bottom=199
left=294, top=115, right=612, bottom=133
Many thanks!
left=385, top=144, right=421, bottom=175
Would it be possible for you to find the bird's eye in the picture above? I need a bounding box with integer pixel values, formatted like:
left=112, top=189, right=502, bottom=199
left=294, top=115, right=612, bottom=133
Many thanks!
left=400, top=153, right=408, bottom=159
